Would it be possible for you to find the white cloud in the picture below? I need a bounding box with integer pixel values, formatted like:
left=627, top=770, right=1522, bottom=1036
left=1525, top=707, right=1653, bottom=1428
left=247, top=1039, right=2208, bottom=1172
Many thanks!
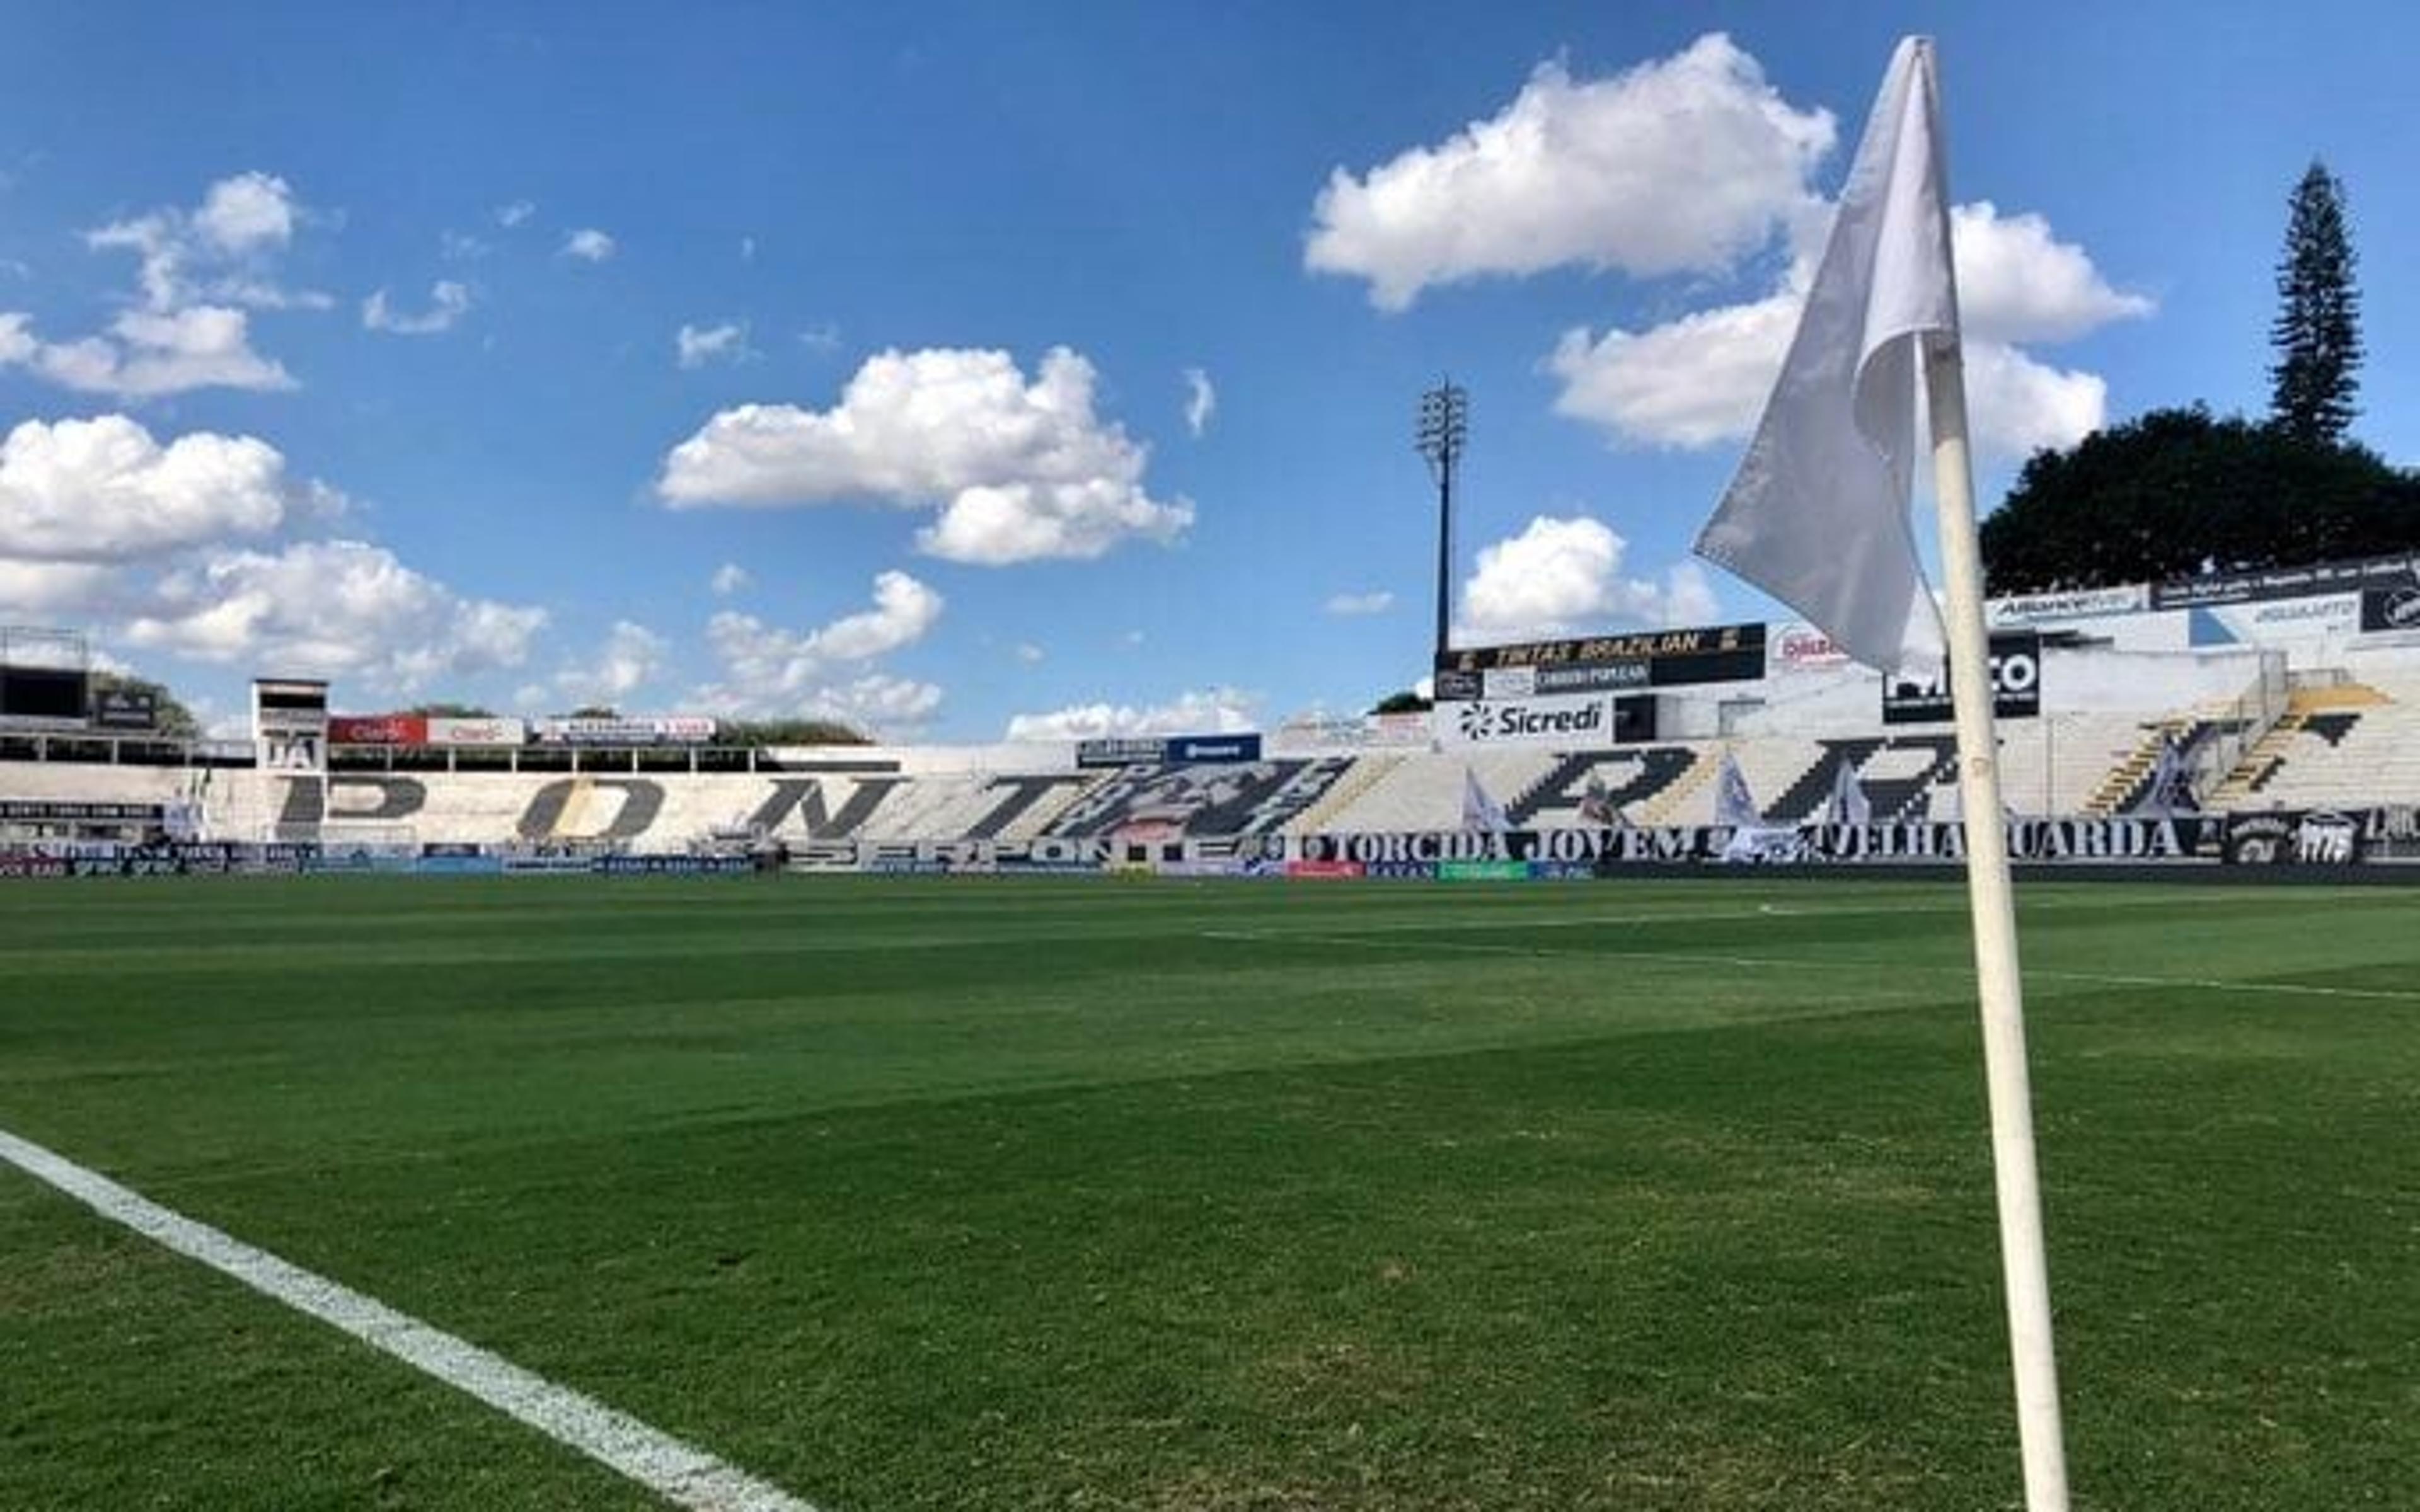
left=1952, top=202, right=2154, bottom=345
left=1005, top=687, right=1257, bottom=742
left=1547, top=203, right=2148, bottom=457
left=122, top=539, right=544, bottom=692
left=193, top=171, right=296, bottom=255
left=1306, top=36, right=1835, bottom=309
left=440, top=230, right=491, bottom=262
left=562, top=227, right=616, bottom=262
left=4, top=173, right=326, bottom=399
left=698, top=570, right=944, bottom=713
left=1325, top=590, right=1395, bottom=617
left=3, top=306, right=296, bottom=400
left=659, top=346, right=1194, bottom=565
left=0, top=415, right=295, bottom=562
left=1013, top=641, right=1045, bottom=665
left=362, top=280, right=471, bottom=336
left=1182, top=367, right=1216, bottom=438
left=676, top=320, right=752, bottom=369
left=551, top=620, right=666, bottom=706
left=709, top=562, right=751, bottom=597
left=1458, top=515, right=1718, bottom=642
left=798, top=324, right=841, bottom=353
left=0, top=558, right=118, bottom=617
left=497, top=200, right=536, bottom=229
left=739, top=236, right=757, bottom=262
left=85, top=172, right=321, bottom=312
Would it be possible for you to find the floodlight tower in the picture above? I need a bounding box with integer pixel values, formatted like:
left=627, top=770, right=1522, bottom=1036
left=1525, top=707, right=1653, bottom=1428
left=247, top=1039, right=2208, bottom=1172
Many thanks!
left=1415, top=381, right=1468, bottom=663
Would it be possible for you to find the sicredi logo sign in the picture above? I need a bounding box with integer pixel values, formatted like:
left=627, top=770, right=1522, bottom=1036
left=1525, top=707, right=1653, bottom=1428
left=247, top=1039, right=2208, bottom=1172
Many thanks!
left=1452, top=697, right=1607, bottom=744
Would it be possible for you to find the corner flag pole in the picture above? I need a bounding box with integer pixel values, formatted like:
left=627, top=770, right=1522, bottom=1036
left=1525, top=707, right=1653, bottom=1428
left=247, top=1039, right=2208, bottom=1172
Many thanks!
left=1923, top=332, right=2071, bottom=1512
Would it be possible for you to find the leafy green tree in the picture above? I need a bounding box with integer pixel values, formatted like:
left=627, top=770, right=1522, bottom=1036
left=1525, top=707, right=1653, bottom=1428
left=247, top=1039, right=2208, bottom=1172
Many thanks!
left=1981, top=406, right=2420, bottom=593
left=1371, top=690, right=1432, bottom=714
left=2270, top=161, right=2363, bottom=445
left=716, top=718, right=873, bottom=747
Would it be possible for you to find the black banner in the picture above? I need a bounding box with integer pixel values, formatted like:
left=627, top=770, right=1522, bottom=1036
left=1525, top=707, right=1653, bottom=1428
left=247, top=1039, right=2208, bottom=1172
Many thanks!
left=2221, top=810, right=2366, bottom=866
left=2360, top=584, right=2420, bottom=634
left=1436, top=622, right=1765, bottom=692
left=2152, top=554, right=2420, bottom=610
left=1882, top=631, right=2042, bottom=724
left=90, top=688, right=160, bottom=730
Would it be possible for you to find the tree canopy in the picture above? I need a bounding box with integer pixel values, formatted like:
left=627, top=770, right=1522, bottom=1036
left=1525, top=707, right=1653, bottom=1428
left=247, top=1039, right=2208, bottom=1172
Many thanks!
left=1371, top=690, right=1432, bottom=715
left=716, top=718, right=873, bottom=747
left=1980, top=406, right=2420, bottom=594
left=2270, top=160, right=2362, bottom=445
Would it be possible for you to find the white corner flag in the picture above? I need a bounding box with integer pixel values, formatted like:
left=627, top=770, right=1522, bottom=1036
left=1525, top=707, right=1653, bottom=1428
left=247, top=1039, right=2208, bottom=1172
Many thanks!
left=1695, top=37, right=1950, bottom=680
left=1461, top=767, right=1509, bottom=835
left=1696, top=38, right=2072, bottom=1512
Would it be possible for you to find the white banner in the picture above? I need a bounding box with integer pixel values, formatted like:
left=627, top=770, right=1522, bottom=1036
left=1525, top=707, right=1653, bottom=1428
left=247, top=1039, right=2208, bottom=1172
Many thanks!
left=1434, top=693, right=1613, bottom=747
left=427, top=716, right=527, bottom=746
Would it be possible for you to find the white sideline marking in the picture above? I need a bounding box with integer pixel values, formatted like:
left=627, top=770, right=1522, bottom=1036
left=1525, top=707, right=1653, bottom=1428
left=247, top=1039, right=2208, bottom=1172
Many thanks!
left=1202, top=929, right=2420, bottom=1003
left=0, top=1127, right=818, bottom=1512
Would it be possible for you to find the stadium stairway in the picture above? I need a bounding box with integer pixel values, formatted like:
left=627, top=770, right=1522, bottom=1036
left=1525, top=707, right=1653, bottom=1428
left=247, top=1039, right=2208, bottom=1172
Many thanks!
left=1635, top=747, right=1717, bottom=827
left=2208, top=684, right=2387, bottom=808
left=1282, top=754, right=1401, bottom=835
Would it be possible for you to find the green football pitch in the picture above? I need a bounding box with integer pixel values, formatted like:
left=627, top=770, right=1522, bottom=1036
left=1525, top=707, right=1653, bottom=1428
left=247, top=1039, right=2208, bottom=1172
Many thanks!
left=3, top=874, right=2415, bottom=1510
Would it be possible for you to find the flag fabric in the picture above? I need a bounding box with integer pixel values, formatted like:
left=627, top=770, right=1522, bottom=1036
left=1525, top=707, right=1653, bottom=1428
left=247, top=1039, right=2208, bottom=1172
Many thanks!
left=1695, top=36, right=1953, bottom=679
left=1461, top=767, right=1509, bottom=834
left=2132, top=734, right=2199, bottom=815
left=1826, top=760, right=1874, bottom=825
left=1714, top=751, right=1761, bottom=828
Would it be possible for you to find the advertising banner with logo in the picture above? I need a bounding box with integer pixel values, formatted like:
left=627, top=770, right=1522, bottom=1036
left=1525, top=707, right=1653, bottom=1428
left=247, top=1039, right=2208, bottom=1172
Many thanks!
left=1076, top=736, right=1170, bottom=768
left=1167, top=733, right=1263, bottom=764
left=1985, top=585, right=2151, bottom=627
left=2361, top=583, right=2420, bottom=635
left=89, top=687, right=160, bottom=730
left=2220, top=810, right=2366, bottom=866
left=2150, top=554, right=2420, bottom=611
left=426, top=716, right=527, bottom=746
left=532, top=716, right=717, bottom=745
left=1437, top=693, right=1614, bottom=747
left=328, top=714, right=430, bottom=745
left=1881, top=631, right=2042, bottom=724
left=1436, top=622, right=1765, bottom=696
left=1768, top=622, right=1851, bottom=673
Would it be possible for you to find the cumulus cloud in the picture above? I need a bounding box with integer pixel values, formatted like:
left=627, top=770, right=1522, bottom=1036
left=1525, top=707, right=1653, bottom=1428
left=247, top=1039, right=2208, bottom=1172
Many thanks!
left=1004, top=686, right=1257, bottom=742
left=3, top=173, right=326, bottom=399
left=1013, top=641, right=1045, bottom=665
left=697, top=569, right=944, bottom=715
left=1306, top=36, right=1835, bottom=309
left=709, top=562, right=751, bottom=597
left=676, top=320, right=751, bottom=369
left=1458, top=515, right=1719, bottom=643
left=497, top=200, right=537, bottom=229
left=1547, top=202, right=2149, bottom=457
left=84, top=171, right=326, bottom=312
left=122, top=539, right=544, bottom=691
left=551, top=620, right=666, bottom=706
left=658, top=345, right=1194, bottom=565
left=1182, top=367, right=1216, bottom=438
left=0, top=415, right=294, bottom=561
left=3, top=305, right=294, bottom=401
left=1325, top=590, right=1395, bottom=617
left=562, top=227, right=616, bottom=262
left=362, top=280, right=471, bottom=336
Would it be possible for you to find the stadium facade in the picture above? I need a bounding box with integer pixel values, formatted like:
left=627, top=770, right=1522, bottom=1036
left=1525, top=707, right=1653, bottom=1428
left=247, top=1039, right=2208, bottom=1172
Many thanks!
left=7, top=553, right=2420, bottom=876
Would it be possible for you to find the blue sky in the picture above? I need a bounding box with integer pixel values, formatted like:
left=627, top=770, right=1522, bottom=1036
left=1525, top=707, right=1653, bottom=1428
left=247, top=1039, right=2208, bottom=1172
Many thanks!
left=3, top=1, right=2414, bottom=740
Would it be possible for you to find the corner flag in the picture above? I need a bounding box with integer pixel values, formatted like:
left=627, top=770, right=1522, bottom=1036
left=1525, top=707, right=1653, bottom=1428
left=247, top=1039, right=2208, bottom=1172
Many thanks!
left=1693, top=38, right=2072, bottom=1512
left=1695, top=37, right=1951, bottom=680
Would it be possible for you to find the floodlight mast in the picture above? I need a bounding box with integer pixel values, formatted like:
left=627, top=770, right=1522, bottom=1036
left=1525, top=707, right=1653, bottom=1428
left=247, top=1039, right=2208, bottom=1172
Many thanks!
left=1415, top=381, right=1468, bottom=665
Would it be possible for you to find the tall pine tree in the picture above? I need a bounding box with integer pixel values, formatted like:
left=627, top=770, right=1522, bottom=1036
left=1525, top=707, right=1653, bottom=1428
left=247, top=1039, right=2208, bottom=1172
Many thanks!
left=2269, top=161, right=2362, bottom=445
